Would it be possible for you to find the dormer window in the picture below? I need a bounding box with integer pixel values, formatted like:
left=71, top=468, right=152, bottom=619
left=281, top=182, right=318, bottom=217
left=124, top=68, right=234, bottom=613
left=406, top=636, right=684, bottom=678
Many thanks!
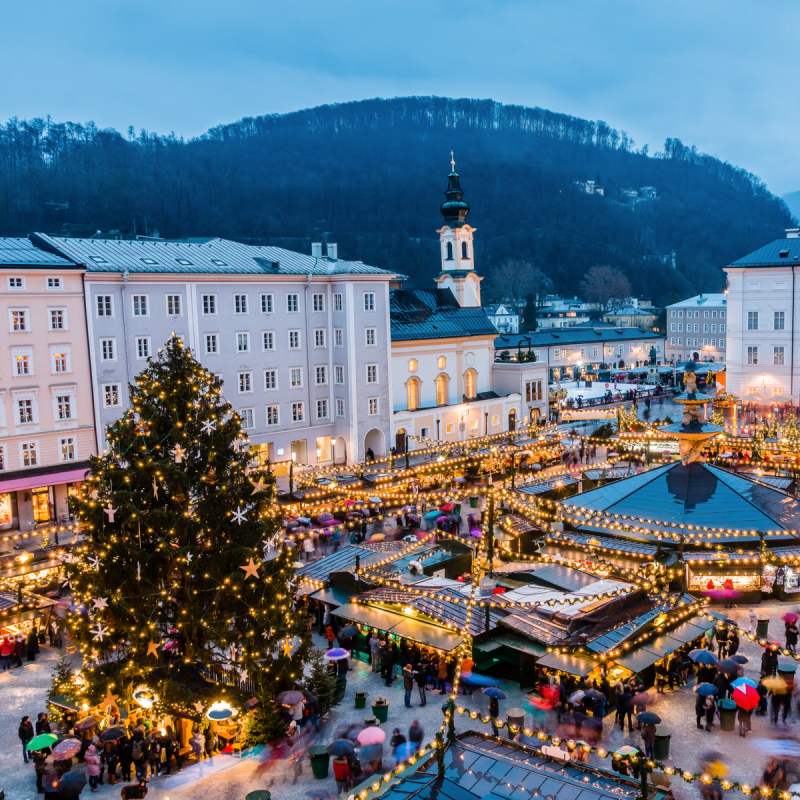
left=446, top=242, right=453, bottom=261
left=461, top=242, right=469, bottom=259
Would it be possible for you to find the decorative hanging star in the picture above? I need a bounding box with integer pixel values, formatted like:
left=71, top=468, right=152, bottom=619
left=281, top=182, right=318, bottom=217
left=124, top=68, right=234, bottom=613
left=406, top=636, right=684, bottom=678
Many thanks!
left=91, top=623, right=109, bottom=642
left=87, top=555, right=100, bottom=570
left=239, top=669, right=249, bottom=683
left=201, top=419, right=217, bottom=435
left=61, top=577, right=72, bottom=589
left=283, top=637, right=293, bottom=658
left=146, top=640, right=159, bottom=658
left=102, top=687, right=119, bottom=710
left=186, top=552, right=193, bottom=563
left=232, top=438, right=244, bottom=452
left=250, top=478, right=267, bottom=495
left=152, top=479, right=159, bottom=500
left=172, top=445, right=185, bottom=463
left=240, top=558, right=260, bottom=580
left=92, top=597, right=108, bottom=611
left=193, top=701, right=205, bottom=713
left=104, top=504, right=118, bottom=523
left=231, top=506, right=247, bottom=525
left=89, top=489, right=99, bottom=500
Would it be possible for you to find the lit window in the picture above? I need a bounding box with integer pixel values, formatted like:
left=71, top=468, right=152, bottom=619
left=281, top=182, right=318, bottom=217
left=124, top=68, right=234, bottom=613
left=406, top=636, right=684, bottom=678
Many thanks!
left=491, top=415, right=499, bottom=426
left=15, top=354, right=30, bottom=376
left=775, top=346, right=785, bottom=365
left=290, top=368, right=303, bottom=388
left=21, top=442, right=37, bottom=466
left=11, top=309, right=28, bottom=331
left=238, top=372, right=252, bottom=393
left=56, top=395, right=72, bottom=420
left=53, top=352, right=68, bottom=373
left=747, top=346, right=758, bottom=365
left=469, top=419, right=479, bottom=430
left=446, top=423, right=454, bottom=434
left=103, top=384, right=121, bottom=406
left=292, top=402, right=304, bottom=422
left=408, top=359, right=417, bottom=372
left=368, top=398, right=378, bottom=416
left=436, top=374, right=448, bottom=405
left=266, top=405, right=279, bottom=426
left=464, top=369, right=477, bottom=400
left=437, top=356, right=446, bottom=369
left=407, top=378, right=420, bottom=411
left=18, top=399, right=33, bottom=424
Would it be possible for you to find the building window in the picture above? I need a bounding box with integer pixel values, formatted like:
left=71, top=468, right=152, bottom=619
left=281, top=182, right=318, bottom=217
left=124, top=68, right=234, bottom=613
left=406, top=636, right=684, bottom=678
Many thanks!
left=721, top=311, right=726, bottom=319
left=747, top=311, right=758, bottom=330
left=670, top=337, right=676, bottom=345
left=264, top=370, right=277, bottom=390
left=234, top=294, right=248, bottom=314
left=336, top=398, right=345, bottom=417
left=166, top=295, right=182, bottom=316
left=240, top=408, right=254, bottom=429
left=446, top=242, right=453, bottom=260
left=11, top=309, right=28, bottom=331
left=720, top=324, right=725, bottom=333
left=469, top=418, right=479, bottom=430
left=261, top=293, right=274, bottom=314
left=462, top=241, right=469, bottom=259
left=237, top=332, right=250, bottom=353
left=678, top=338, right=683, bottom=346
left=703, top=324, right=709, bottom=333
left=314, top=329, right=326, bottom=348
left=292, top=402, right=304, bottom=422
left=366, top=364, right=378, bottom=384
left=334, top=328, right=343, bottom=347
left=334, top=293, right=343, bottom=312
left=49, top=309, right=66, bottom=330
left=437, top=356, right=446, bottom=369
left=711, top=339, right=716, bottom=347
left=290, top=368, right=303, bottom=388
left=711, top=324, right=717, bottom=333
left=18, top=398, right=33, bottom=424
left=365, top=328, right=376, bottom=347
left=15, top=354, right=30, bottom=376
left=436, top=374, right=448, bottom=405
left=21, top=442, right=37, bottom=467
left=712, top=310, right=717, bottom=318
left=312, top=293, right=325, bottom=312
left=103, top=384, right=121, bottom=406
left=205, top=333, right=219, bottom=354
left=136, top=337, right=150, bottom=360
left=704, top=311, right=709, bottom=318
left=554, top=349, right=560, bottom=360
left=8, top=277, right=24, bottom=289
left=133, top=295, right=148, bottom=316
left=678, top=324, right=683, bottom=332
left=289, top=330, right=301, bottom=350
left=202, top=294, right=217, bottom=315
left=335, top=365, right=344, bottom=385
left=703, top=338, right=708, bottom=346
left=315, top=365, right=327, bottom=385
left=525, top=380, right=543, bottom=402
left=407, top=378, right=420, bottom=411
left=492, top=415, right=499, bottom=426
left=238, top=372, right=252, bottom=393
left=266, top=405, right=279, bottom=426
left=368, top=398, right=378, bottom=416
left=286, top=293, right=299, bottom=313
left=262, top=331, right=275, bottom=351
left=775, top=311, right=786, bottom=330
left=57, top=395, right=72, bottom=420
left=408, top=359, right=417, bottom=372
left=317, top=399, right=328, bottom=419
left=671, top=310, right=676, bottom=318
left=465, top=369, right=477, bottom=400
left=775, top=346, right=785, bottom=365
left=747, top=346, right=758, bottom=365
left=100, top=338, right=116, bottom=361
left=53, top=351, right=68, bottom=373
left=720, top=338, right=725, bottom=348
left=364, top=293, right=375, bottom=312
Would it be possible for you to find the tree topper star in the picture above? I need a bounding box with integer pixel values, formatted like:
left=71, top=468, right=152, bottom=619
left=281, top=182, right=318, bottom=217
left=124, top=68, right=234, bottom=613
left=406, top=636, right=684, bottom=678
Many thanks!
left=240, top=558, right=260, bottom=580
left=231, top=506, right=247, bottom=525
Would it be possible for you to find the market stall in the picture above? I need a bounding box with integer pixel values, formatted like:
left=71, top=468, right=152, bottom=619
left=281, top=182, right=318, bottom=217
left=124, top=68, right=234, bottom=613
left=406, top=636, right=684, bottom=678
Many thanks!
left=684, top=552, right=763, bottom=604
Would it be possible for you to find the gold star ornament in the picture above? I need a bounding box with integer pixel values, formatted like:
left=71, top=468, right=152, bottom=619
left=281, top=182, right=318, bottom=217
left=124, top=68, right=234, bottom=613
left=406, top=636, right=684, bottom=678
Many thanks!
left=146, top=640, right=159, bottom=658
left=240, top=558, right=261, bottom=580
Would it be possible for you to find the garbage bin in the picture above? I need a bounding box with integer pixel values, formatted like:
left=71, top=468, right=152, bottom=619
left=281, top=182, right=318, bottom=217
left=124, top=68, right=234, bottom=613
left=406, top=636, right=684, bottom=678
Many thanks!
left=470, top=496, right=479, bottom=508
left=757, top=619, right=770, bottom=639
left=308, top=746, right=330, bottom=780
left=718, top=698, right=737, bottom=732
left=653, top=726, right=672, bottom=760
left=363, top=715, right=378, bottom=726
left=372, top=698, right=390, bottom=723
left=506, top=708, right=526, bottom=731
left=355, top=691, right=369, bottom=709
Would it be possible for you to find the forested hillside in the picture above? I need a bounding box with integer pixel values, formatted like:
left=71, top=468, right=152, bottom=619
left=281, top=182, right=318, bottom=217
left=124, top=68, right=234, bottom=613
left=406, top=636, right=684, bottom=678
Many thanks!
left=0, top=97, right=792, bottom=304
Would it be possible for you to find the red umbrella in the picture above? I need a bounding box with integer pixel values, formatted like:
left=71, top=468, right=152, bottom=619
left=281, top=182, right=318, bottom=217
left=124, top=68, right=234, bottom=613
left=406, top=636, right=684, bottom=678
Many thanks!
left=733, top=684, right=759, bottom=711
left=782, top=612, right=799, bottom=623
left=439, top=503, right=455, bottom=511
left=344, top=499, right=356, bottom=506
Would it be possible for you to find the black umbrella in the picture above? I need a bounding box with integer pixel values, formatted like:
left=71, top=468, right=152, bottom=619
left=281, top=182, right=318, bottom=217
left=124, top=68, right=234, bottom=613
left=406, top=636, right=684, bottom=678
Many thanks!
left=57, top=772, right=87, bottom=798
left=75, top=716, right=99, bottom=733
left=100, top=725, right=127, bottom=742
left=732, top=655, right=748, bottom=664
left=339, top=625, right=358, bottom=639
left=637, top=712, right=662, bottom=725
left=41, top=772, right=60, bottom=793
left=276, top=690, right=304, bottom=705
left=717, top=659, right=739, bottom=674
left=583, top=689, right=604, bottom=702
left=328, top=739, right=355, bottom=756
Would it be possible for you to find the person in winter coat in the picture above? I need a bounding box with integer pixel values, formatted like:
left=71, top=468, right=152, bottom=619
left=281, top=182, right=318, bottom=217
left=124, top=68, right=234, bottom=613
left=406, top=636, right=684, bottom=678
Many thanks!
left=26, top=628, right=39, bottom=662
left=13, top=635, right=24, bottom=668
left=86, top=744, right=102, bottom=792
left=488, top=696, right=500, bottom=735
left=402, top=665, right=414, bottom=708
left=786, top=621, right=799, bottom=654
left=19, top=716, right=34, bottom=763
left=369, top=635, right=381, bottom=673
left=0, top=636, right=12, bottom=669
left=749, top=609, right=758, bottom=636
left=695, top=692, right=706, bottom=729
left=35, top=712, right=52, bottom=736
left=333, top=756, right=352, bottom=793
left=147, top=733, right=162, bottom=776
left=380, top=643, right=393, bottom=685
left=118, top=738, right=134, bottom=782
left=103, top=740, right=119, bottom=785
left=618, top=686, right=634, bottom=732
left=437, top=657, right=448, bottom=694
left=713, top=671, right=730, bottom=699
left=642, top=724, right=656, bottom=759
left=390, top=728, right=407, bottom=758
left=162, top=734, right=182, bottom=775
left=704, top=696, right=717, bottom=732
left=408, top=720, right=424, bottom=752
left=415, top=664, right=428, bottom=706
left=738, top=704, right=753, bottom=737
left=130, top=731, right=149, bottom=780
left=190, top=728, right=205, bottom=761
left=728, top=631, right=740, bottom=658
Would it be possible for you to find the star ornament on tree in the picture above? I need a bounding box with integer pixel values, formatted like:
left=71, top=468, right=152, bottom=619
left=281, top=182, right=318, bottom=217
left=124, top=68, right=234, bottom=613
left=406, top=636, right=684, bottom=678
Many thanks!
left=91, top=623, right=110, bottom=642
left=201, top=419, right=217, bottom=435
left=146, top=640, right=159, bottom=658
left=231, top=506, right=247, bottom=526
left=240, top=558, right=260, bottom=580
left=250, top=478, right=267, bottom=495
left=92, top=597, right=109, bottom=611
left=87, top=556, right=100, bottom=570
left=193, top=701, right=205, bottom=713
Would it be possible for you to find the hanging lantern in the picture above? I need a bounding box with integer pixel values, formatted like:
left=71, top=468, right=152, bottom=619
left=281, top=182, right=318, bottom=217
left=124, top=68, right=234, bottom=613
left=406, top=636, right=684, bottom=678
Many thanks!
left=200, top=465, right=218, bottom=485
left=206, top=700, right=238, bottom=721
left=132, top=684, right=158, bottom=709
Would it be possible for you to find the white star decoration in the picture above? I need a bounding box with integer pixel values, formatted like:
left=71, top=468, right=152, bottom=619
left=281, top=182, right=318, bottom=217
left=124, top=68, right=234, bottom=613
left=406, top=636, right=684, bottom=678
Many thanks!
left=91, top=623, right=109, bottom=642
left=186, top=552, right=193, bottom=563
left=87, top=556, right=100, bottom=570
left=92, top=597, right=109, bottom=611
left=239, top=669, right=249, bottom=683
left=201, top=419, right=216, bottom=435
left=250, top=478, right=267, bottom=495
left=231, top=506, right=247, bottom=525
left=193, top=701, right=205, bottom=713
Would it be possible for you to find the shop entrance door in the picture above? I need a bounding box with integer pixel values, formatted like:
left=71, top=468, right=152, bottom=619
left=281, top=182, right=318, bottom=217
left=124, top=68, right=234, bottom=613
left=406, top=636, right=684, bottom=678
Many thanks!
left=31, top=487, right=51, bottom=523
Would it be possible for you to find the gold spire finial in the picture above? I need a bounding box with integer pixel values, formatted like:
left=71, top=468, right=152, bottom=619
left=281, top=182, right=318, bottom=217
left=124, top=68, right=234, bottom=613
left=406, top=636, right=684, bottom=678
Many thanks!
left=451, top=150, right=455, bottom=172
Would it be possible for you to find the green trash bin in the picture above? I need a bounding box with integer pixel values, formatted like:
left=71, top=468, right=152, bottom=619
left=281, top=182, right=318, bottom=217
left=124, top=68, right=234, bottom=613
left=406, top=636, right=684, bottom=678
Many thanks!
left=653, top=726, right=672, bottom=760
left=757, top=619, right=770, bottom=639
left=372, top=698, right=390, bottom=723
left=470, top=496, right=479, bottom=508
left=308, top=745, right=330, bottom=779
left=355, top=691, right=369, bottom=709
left=718, top=698, right=736, bottom=732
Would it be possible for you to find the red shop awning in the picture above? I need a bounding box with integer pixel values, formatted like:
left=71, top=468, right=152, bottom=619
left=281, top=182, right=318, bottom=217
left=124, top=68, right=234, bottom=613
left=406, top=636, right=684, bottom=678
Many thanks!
left=0, top=467, right=89, bottom=494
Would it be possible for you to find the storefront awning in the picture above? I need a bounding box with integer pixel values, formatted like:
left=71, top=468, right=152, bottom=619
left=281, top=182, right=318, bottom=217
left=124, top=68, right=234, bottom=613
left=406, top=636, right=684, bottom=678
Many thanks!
left=612, top=646, right=662, bottom=673
left=0, top=467, right=88, bottom=494
left=48, top=694, right=79, bottom=712
left=537, top=651, right=599, bottom=677
left=309, top=587, right=352, bottom=607
left=612, top=618, right=711, bottom=673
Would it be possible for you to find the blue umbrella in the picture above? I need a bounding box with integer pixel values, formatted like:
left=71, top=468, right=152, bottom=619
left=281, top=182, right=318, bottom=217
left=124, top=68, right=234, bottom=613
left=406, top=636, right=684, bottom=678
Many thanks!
left=460, top=672, right=503, bottom=687
left=482, top=687, right=507, bottom=699
left=689, top=649, right=718, bottom=665
left=731, top=677, right=758, bottom=689
left=328, top=739, right=355, bottom=757
left=423, top=510, right=442, bottom=519
left=393, top=742, right=417, bottom=761
left=751, top=739, right=800, bottom=758
left=693, top=683, right=719, bottom=696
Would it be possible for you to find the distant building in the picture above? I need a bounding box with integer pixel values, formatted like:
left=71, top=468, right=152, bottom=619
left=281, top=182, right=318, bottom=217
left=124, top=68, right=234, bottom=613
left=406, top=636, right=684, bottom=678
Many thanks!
left=643, top=250, right=677, bottom=269
left=603, top=306, right=658, bottom=330
left=483, top=303, right=519, bottom=333
left=621, top=189, right=639, bottom=199
left=640, top=186, right=657, bottom=199
left=573, top=180, right=605, bottom=196
left=665, top=294, right=727, bottom=364
left=535, top=303, right=591, bottom=329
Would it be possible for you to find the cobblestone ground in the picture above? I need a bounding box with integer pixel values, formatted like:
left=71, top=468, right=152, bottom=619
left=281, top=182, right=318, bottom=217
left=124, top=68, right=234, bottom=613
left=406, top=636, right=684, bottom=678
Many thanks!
left=3, top=602, right=800, bottom=800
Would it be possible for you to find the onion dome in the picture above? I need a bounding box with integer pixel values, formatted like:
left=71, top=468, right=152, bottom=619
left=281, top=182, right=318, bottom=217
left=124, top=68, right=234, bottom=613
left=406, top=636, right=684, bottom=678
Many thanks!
left=440, top=154, right=470, bottom=228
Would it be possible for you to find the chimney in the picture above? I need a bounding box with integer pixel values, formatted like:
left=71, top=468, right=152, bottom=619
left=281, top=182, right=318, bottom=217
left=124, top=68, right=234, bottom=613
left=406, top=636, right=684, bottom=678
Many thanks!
left=311, top=242, right=323, bottom=258
left=326, top=243, right=338, bottom=261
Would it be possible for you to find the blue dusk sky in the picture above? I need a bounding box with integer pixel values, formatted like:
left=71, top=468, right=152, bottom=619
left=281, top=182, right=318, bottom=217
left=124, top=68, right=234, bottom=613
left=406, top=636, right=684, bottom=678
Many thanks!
left=3, top=0, right=799, bottom=195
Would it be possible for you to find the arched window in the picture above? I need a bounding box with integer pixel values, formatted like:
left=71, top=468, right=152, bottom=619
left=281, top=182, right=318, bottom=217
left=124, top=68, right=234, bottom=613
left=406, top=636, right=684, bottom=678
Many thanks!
left=407, top=378, right=420, bottom=411
left=435, top=374, right=449, bottom=406
left=446, top=242, right=453, bottom=261
left=461, top=241, right=469, bottom=259
left=464, top=369, right=477, bottom=400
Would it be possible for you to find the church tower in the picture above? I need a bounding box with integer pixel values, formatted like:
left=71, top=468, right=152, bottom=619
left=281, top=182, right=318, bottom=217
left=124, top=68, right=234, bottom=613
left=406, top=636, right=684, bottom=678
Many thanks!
left=434, top=154, right=482, bottom=308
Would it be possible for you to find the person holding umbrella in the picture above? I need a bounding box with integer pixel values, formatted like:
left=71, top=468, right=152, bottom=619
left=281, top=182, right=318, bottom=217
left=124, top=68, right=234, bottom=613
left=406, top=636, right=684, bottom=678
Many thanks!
left=484, top=687, right=506, bottom=735
left=641, top=723, right=656, bottom=758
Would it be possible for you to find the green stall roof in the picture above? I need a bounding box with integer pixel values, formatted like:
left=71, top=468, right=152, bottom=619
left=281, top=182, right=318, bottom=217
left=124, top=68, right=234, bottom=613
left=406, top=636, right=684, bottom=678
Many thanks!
left=537, top=651, right=600, bottom=676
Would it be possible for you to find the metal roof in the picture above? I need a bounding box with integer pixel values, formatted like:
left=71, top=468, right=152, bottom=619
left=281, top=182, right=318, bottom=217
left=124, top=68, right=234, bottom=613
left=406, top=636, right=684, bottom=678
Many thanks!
left=495, top=328, right=664, bottom=349
left=390, top=289, right=499, bottom=341
left=295, top=541, right=406, bottom=582
left=550, top=531, right=659, bottom=557
left=0, top=238, right=75, bottom=267
left=666, top=294, right=726, bottom=309
left=726, top=238, right=800, bottom=269
left=30, top=233, right=394, bottom=277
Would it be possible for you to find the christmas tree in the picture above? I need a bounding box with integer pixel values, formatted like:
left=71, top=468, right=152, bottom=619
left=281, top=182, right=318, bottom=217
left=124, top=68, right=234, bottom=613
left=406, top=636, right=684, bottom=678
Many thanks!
left=303, top=648, right=339, bottom=715
left=64, top=338, right=307, bottom=708
left=243, top=691, right=288, bottom=746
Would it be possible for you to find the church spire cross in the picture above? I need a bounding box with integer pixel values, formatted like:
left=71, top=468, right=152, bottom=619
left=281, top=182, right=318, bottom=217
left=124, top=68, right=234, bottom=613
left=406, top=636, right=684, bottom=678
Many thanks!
left=451, top=150, right=455, bottom=172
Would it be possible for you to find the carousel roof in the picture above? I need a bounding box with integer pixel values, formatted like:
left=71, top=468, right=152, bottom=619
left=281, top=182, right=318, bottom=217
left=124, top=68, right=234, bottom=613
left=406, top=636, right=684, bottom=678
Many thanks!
left=562, top=460, right=800, bottom=543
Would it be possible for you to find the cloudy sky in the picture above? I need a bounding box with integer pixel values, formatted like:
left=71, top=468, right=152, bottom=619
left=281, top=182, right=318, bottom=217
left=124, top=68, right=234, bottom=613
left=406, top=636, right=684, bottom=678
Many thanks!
left=4, top=0, right=798, bottom=195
